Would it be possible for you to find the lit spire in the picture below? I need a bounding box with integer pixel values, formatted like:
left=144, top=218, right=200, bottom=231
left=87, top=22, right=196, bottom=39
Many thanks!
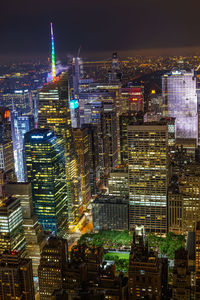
left=50, top=22, right=56, bottom=81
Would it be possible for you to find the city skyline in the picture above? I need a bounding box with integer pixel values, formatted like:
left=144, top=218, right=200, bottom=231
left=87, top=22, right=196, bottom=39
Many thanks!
left=2, top=3, right=200, bottom=297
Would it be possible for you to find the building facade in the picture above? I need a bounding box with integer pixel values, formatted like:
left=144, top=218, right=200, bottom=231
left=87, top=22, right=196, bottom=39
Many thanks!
left=172, top=248, right=191, bottom=299
left=0, top=251, right=34, bottom=300
left=5, top=182, right=46, bottom=276
left=0, top=108, right=15, bottom=181
left=38, top=237, right=68, bottom=300
left=0, top=195, right=26, bottom=256
left=38, top=73, right=82, bottom=224
left=128, top=122, right=169, bottom=233
left=92, top=195, right=129, bottom=231
left=73, top=127, right=91, bottom=209
left=162, top=70, right=198, bottom=140
left=128, top=226, right=167, bottom=300
left=25, top=129, right=68, bottom=237
left=108, top=167, right=129, bottom=197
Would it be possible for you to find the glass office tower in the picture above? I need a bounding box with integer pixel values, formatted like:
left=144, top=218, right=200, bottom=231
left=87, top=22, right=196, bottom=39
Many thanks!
left=162, top=70, right=198, bottom=140
left=25, top=129, right=68, bottom=237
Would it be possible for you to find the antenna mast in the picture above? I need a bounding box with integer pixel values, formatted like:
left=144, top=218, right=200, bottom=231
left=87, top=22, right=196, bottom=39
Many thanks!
left=50, top=22, right=56, bottom=81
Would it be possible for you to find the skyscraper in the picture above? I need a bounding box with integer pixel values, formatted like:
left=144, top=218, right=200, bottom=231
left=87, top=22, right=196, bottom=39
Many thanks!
left=121, top=85, right=144, bottom=112
left=196, top=222, right=200, bottom=295
left=73, top=127, right=91, bottom=209
left=0, top=195, right=26, bottom=256
left=168, top=165, right=200, bottom=234
left=25, top=129, right=68, bottom=236
left=119, top=111, right=143, bottom=164
left=12, top=114, right=35, bottom=182
left=172, top=248, right=191, bottom=299
left=0, top=251, right=35, bottom=300
left=92, top=195, right=129, bottom=231
left=87, top=124, right=101, bottom=195
left=38, top=73, right=81, bottom=224
left=109, top=52, right=121, bottom=83
left=102, top=102, right=118, bottom=169
left=128, top=122, right=169, bottom=233
left=108, top=166, right=129, bottom=197
left=162, top=70, right=198, bottom=140
left=1, top=89, right=31, bottom=115
left=0, top=107, right=15, bottom=181
left=71, top=56, right=83, bottom=99
left=38, top=237, right=68, bottom=300
left=5, top=182, right=46, bottom=276
left=128, top=226, right=167, bottom=299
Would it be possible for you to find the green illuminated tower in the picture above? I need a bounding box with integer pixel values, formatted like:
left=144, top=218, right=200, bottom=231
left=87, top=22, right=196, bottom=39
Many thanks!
left=50, top=22, right=56, bottom=81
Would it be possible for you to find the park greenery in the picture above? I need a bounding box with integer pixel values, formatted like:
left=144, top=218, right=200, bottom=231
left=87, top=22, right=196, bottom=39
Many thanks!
left=147, top=232, right=185, bottom=259
left=78, top=230, right=132, bottom=248
left=104, top=252, right=129, bottom=273
left=78, top=230, right=185, bottom=259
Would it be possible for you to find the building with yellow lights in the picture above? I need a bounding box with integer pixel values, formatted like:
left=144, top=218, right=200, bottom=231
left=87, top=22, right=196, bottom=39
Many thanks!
left=38, top=73, right=82, bottom=224
left=73, top=127, right=91, bottom=209
left=5, top=182, right=46, bottom=276
left=0, top=195, right=26, bottom=256
left=128, top=122, right=169, bottom=233
left=25, top=129, right=68, bottom=237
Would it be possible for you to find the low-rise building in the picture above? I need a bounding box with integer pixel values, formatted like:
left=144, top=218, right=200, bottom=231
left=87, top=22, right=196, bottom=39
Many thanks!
left=92, top=195, right=129, bottom=231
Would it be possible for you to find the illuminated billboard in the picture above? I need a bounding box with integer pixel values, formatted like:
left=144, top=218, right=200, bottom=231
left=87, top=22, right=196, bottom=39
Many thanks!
left=70, top=99, right=79, bottom=110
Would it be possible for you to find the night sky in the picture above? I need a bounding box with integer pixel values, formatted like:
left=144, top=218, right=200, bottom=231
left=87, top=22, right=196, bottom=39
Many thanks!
left=1, top=0, right=200, bottom=60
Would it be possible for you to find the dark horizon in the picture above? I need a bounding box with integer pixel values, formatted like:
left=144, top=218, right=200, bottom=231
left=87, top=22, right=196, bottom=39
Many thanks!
left=2, top=46, right=200, bottom=64
left=2, top=0, right=200, bottom=63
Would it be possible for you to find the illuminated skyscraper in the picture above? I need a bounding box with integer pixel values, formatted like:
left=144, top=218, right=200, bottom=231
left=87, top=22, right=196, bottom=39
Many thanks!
left=119, top=111, right=144, bottom=164
left=71, top=56, right=83, bottom=99
left=1, top=89, right=31, bottom=114
left=196, top=222, right=200, bottom=290
left=78, top=81, right=121, bottom=156
left=108, top=166, right=129, bottom=197
left=38, top=237, right=68, bottom=300
left=38, top=72, right=81, bottom=224
left=102, top=102, right=118, bottom=169
left=25, top=129, right=68, bottom=236
left=0, top=107, right=15, bottom=181
left=121, top=85, right=144, bottom=112
left=162, top=70, right=198, bottom=140
left=12, top=114, right=34, bottom=182
left=0, top=195, right=26, bottom=256
left=87, top=124, right=101, bottom=195
left=73, top=127, right=91, bottom=208
left=168, top=165, right=200, bottom=234
left=128, top=122, right=169, bottom=233
left=69, top=99, right=80, bottom=128
left=5, top=182, right=46, bottom=276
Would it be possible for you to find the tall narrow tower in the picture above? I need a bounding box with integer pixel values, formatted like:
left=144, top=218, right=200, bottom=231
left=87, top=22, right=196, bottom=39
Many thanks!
left=50, top=22, right=56, bottom=81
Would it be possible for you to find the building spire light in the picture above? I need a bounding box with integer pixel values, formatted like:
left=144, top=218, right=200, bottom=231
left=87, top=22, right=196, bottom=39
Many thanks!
left=50, top=22, right=56, bottom=81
